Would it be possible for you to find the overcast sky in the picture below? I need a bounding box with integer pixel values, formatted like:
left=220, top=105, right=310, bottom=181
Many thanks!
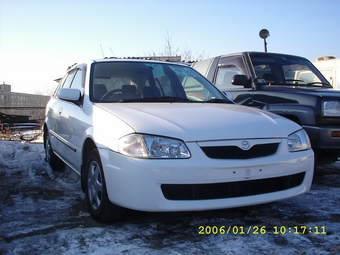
left=1, top=0, right=340, bottom=94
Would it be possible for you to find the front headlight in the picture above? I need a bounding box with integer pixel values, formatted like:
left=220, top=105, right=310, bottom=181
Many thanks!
left=323, top=100, right=340, bottom=116
left=118, top=134, right=191, bottom=159
left=287, top=129, right=311, bottom=152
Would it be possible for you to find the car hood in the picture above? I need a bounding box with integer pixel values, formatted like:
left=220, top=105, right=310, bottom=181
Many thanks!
left=95, top=103, right=300, bottom=141
left=261, top=85, right=340, bottom=97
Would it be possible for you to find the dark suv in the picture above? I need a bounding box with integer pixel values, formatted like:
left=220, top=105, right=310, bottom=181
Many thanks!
left=192, top=52, right=340, bottom=164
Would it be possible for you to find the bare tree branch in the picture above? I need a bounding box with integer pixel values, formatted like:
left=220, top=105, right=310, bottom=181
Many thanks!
left=163, top=29, right=179, bottom=56
left=147, top=30, right=205, bottom=62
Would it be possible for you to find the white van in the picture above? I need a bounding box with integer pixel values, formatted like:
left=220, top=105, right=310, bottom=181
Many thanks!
left=313, top=56, right=340, bottom=89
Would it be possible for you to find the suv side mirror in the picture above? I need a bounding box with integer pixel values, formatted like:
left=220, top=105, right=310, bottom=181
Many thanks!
left=232, top=75, right=252, bottom=88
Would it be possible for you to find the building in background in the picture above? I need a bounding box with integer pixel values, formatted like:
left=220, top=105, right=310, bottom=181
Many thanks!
left=0, top=83, right=50, bottom=123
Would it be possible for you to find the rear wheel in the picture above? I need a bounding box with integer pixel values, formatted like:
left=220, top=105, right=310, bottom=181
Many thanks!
left=44, top=129, right=64, bottom=170
left=85, top=148, right=125, bottom=223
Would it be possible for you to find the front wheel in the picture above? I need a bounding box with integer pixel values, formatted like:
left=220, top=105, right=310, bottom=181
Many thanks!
left=85, top=148, right=125, bottom=223
left=314, top=149, right=339, bottom=165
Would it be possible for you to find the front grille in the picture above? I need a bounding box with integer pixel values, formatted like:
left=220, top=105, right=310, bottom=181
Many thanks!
left=161, top=172, right=305, bottom=200
left=201, top=143, right=279, bottom=159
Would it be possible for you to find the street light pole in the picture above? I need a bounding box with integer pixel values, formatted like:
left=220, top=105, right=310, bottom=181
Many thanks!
left=259, top=29, right=270, bottom=52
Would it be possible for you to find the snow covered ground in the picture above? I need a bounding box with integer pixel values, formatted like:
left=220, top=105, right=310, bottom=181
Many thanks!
left=0, top=140, right=340, bottom=255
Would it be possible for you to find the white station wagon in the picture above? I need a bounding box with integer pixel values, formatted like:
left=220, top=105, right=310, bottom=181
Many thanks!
left=44, top=59, right=314, bottom=222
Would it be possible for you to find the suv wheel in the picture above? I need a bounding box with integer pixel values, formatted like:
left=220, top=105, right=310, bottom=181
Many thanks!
left=85, top=148, right=125, bottom=223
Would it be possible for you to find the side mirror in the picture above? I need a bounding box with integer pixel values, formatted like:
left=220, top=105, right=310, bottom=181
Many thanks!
left=232, top=75, right=252, bottom=88
left=58, top=88, right=81, bottom=102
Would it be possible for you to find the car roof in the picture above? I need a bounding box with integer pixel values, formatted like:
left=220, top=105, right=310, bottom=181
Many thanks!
left=92, top=58, right=188, bottom=66
left=69, top=58, right=190, bottom=72
left=220, top=51, right=308, bottom=60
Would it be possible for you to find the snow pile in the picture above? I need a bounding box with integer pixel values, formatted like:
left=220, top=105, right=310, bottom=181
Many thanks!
left=0, top=140, right=54, bottom=180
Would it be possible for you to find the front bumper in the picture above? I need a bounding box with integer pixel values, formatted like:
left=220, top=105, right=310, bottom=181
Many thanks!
left=303, top=125, right=340, bottom=150
left=98, top=142, right=314, bottom=212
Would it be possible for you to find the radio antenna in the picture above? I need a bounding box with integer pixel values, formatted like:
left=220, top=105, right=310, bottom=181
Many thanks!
left=100, top=45, right=105, bottom=58
left=109, top=47, right=114, bottom=57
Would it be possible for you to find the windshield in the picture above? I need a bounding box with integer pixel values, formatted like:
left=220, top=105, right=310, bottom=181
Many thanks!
left=249, top=54, right=332, bottom=87
left=90, top=61, right=229, bottom=103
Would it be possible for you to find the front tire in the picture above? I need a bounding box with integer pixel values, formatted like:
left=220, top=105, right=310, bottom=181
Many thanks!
left=85, top=148, right=125, bottom=223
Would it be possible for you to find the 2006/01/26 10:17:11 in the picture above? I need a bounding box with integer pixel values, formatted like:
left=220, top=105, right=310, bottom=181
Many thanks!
left=198, top=225, right=327, bottom=235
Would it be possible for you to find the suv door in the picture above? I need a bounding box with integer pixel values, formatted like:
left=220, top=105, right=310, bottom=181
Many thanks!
left=213, top=56, right=255, bottom=105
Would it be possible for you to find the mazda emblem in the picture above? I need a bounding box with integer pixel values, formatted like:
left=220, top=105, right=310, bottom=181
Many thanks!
left=241, top=141, right=250, bottom=150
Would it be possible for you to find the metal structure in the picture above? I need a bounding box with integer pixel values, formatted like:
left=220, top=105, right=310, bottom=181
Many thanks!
left=259, top=29, right=270, bottom=52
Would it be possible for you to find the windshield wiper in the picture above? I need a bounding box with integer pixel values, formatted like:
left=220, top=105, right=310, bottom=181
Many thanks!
left=267, top=79, right=331, bottom=88
left=306, top=81, right=332, bottom=87
left=269, top=79, right=304, bottom=85
left=204, top=98, right=233, bottom=104
left=119, top=96, right=191, bottom=103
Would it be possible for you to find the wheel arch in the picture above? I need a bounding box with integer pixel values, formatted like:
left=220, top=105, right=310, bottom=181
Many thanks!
left=264, top=104, right=315, bottom=125
left=80, top=138, right=97, bottom=192
left=280, top=114, right=302, bottom=125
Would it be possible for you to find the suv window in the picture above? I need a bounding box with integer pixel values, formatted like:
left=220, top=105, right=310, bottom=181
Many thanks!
left=250, top=55, right=329, bottom=86
left=215, top=56, right=247, bottom=91
left=215, top=65, right=243, bottom=90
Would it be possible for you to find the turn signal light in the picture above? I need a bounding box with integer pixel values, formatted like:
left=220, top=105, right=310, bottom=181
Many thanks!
left=331, top=131, right=340, bottom=137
